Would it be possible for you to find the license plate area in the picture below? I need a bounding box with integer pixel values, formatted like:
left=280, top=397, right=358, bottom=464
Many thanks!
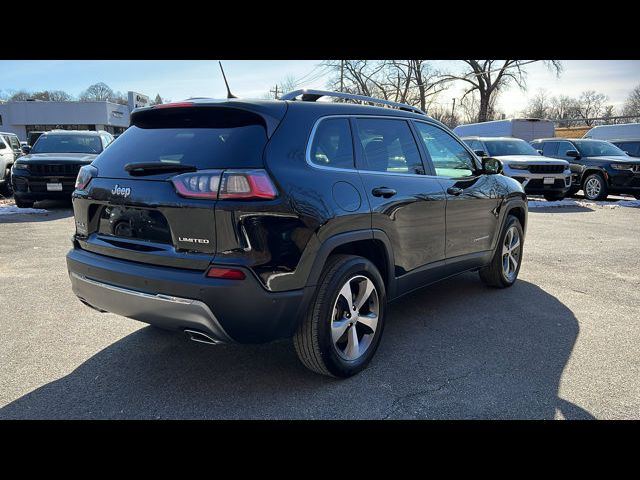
left=543, top=177, right=555, bottom=185
left=97, top=206, right=173, bottom=244
left=47, top=182, right=63, bottom=191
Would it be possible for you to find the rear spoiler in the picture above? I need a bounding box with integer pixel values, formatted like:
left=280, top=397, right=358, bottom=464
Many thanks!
left=130, top=100, right=287, bottom=138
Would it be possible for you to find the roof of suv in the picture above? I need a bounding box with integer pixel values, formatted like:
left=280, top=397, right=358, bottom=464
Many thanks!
left=531, top=138, right=605, bottom=142
left=135, top=97, right=438, bottom=123
left=42, top=130, right=107, bottom=136
left=461, top=136, right=526, bottom=141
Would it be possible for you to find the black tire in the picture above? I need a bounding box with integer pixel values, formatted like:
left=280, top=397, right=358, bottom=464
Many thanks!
left=14, top=198, right=34, bottom=209
left=582, top=173, right=608, bottom=201
left=0, top=182, right=12, bottom=198
left=293, top=254, right=386, bottom=378
left=479, top=215, right=524, bottom=289
left=543, top=192, right=565, bottom=201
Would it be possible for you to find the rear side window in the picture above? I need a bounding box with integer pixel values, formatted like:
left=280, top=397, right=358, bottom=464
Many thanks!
left=354, top=118, right=423, bottom=174
left=309, top=118, right=354, bottom=169
left=93, top=125, right=268, bottom=174
left=542, top=142, right=558, bottom=156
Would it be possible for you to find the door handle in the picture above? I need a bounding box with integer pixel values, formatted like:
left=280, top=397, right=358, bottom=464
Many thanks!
left=447, top=187, right=464, bottom=196
left=372, top=187, right=397, bottom=198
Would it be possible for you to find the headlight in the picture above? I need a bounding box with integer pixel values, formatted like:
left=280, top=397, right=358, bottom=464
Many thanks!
left=508, top=163, right=529, bottom=170
left=75, top=165, right=98, bottom=190
left=611, top=163, right=634, bottom=171
left=12, top=162, right=29, bottom=171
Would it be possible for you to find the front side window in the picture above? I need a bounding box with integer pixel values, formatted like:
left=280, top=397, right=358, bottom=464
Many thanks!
left=309, top=118, right=354, bottom=169
left=354, top=118, right=423, bottom=174
left=414, top=122, right=476, bottom=177
left=31, top=134, right=103, bottom=154
left=9, top=136, right=21, bottom=150
left=556, top=141, right=576, bottom=157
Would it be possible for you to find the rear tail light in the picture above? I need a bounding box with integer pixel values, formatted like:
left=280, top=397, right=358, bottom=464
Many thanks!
left=206, top=267, right=246, bottom=280
left=153, top=102, right=194, bottom=109
left=171, top=169, right=277, bottom=200
left=75, top=165, right=98, bottom=190
left=219, top=170, right=277, bottom=199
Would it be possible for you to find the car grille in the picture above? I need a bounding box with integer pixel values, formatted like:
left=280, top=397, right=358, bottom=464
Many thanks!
left=29, top=164, right=82, bottom=176
left=528, top=164, right=565, bottom=174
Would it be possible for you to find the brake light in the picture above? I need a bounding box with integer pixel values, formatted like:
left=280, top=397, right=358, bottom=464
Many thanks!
left=171, top=169, right=277, bottom=200
left=153, top=102, right=194, bottom=109
left=75, top=165, right=98, bottom=190
left=206, top=267, right=246, bottom=280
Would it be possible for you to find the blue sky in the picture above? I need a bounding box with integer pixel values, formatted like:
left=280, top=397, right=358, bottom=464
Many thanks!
left=1, top=60, right=638, bottom=115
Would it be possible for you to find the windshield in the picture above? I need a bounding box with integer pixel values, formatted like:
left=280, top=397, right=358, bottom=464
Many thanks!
left=32, top=134, right=103, bottom=154
left=574, top=140, right=627, bottom=157
left=483, top=139, right=539, bottom=157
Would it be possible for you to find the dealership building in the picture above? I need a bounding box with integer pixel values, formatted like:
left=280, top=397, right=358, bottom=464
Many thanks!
left=0, top=92, right=149, bottom=141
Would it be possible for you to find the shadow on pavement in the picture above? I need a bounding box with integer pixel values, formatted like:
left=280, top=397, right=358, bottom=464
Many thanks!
left=0, top=199, right=73, bottom=224
left=0, top=274, right=593, bottom=419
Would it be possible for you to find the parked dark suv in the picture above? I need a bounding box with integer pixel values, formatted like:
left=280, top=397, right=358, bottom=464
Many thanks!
left=66, top=91, right=528, bottom=377
left=11, top=130, right=114, bottom=208
left=530, top=138, right=640, bottom=200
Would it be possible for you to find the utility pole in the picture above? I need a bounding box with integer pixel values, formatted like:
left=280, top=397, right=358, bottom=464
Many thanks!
left=340, top=60, right=344, bottom=92
left=270, top=84, right=279, bottom=99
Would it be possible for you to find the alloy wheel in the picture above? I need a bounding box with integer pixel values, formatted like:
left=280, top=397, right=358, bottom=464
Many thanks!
left=585, top=177, right=601, bottom=199
left=502, top=226, right=521, bottom=282
left=331, top=275, right=379, bottom=361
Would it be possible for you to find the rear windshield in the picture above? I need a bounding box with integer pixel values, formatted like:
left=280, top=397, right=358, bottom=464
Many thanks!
left=484, top=139, right=539, bottom=156
left=32, top=134, right=103, bottom=154
left=93, top=125, right=267, bottom=173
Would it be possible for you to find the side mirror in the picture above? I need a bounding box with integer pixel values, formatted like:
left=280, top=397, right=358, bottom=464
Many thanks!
left=537, top=150, right=543, bottom=155
left=482, top=157, right=503, bottom=175
left=473, top=149, right=487, bottom=157
left=21, top=145, right=31, bottom=154
left=0, top=143, right=6, bottom=150
left=566, top=150, right=580, bottom=158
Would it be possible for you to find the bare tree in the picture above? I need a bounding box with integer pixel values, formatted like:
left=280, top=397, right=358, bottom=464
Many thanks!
left=575, top=90, right=608, bottom=126
left=80, top=82, right=114, bottom=102
left=601, top=105, right=616, bottom=125
left=322, top=60, right=447, bottom=113
left=623, top=83, right=640, bottom=117
left=550, top=95, right=580, bottom=127
left=523, top=90, right=552, bottom=119
left=441, top=60, right=562, bottom=123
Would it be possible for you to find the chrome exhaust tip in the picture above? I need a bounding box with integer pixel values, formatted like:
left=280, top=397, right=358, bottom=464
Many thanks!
left=184, top=329, right=222, bottom=345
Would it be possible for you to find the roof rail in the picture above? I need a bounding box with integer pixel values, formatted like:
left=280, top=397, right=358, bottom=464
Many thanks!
left=280, top=89, right=427, bottom=116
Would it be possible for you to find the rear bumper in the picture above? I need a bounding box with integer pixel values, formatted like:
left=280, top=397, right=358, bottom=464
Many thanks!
left=66, top=247, right=309, bottom=343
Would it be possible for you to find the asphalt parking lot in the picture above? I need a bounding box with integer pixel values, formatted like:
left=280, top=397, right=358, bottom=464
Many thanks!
left=1, top=196, right=639, bottom=419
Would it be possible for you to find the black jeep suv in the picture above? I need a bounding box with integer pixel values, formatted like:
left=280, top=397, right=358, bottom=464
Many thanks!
left=530, top=138, right=640, bottom=200
left=12, top=130, right=114, bottom=208
left=66, top=91, right=528, bottom=377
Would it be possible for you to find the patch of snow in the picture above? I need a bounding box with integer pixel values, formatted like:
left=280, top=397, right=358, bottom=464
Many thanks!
left=528, top=198, right=640, bottom=209
left=0, top=205, right=49, bottom=215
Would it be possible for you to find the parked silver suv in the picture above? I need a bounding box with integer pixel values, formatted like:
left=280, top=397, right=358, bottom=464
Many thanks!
left=462, top=136, right=571, bottom=201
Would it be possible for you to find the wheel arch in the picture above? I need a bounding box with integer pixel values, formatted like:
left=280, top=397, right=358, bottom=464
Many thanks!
left=305, top=229, right=397, bottom=299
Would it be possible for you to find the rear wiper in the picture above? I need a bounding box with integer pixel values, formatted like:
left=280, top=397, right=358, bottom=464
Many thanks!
left=124, top=162, right=198, bottom=176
